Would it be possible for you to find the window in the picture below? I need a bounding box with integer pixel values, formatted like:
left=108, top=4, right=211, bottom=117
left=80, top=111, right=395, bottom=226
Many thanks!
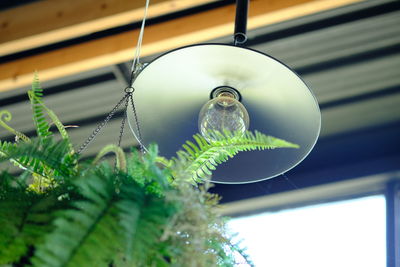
left=229, top=195, right=386, bottom=267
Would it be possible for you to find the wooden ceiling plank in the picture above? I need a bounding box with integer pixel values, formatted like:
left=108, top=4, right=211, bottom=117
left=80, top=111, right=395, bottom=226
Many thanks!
left=0, top=0, right=216, bottom=56
left=0, top=0, right=362, bottom=92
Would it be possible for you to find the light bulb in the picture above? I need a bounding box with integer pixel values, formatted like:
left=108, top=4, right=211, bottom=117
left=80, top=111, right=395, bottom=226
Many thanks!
left=198, top=92, right=249, bottom=141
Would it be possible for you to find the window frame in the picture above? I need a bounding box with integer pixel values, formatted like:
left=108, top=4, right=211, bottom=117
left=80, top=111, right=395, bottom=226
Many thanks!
left=221, top=171, right=400, bottom=267
left=386, top=181, right=400, bottom=267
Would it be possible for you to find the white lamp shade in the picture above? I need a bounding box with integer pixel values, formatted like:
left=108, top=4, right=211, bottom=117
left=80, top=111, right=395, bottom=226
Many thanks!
left=128, top=44, right=321, bottom=184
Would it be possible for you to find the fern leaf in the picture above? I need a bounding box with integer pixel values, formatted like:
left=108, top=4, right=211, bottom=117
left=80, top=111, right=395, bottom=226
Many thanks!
left=30, top=162, right=174, bottom=267
left=117, top=174, right=177, bottom=265
left=39, top=102, right=71, bottom=143
left=31, top=165, right=121, bottom=267
left=28, top=73, right=52, bottom=139
left=126, top=148, right=146, bottom=185
left=171, top=130, right=299, bottom=182
left=0, top=171, right=29, bottom=194
left=0, top=138, right=77, bottom=180
left=0, top=110, right=30, bottom=142
left=0, top=188, right=58, bottom=264
left=126, top=144, right=171, bottom=195
left=92, top=144, right=126, bottom=172
left=28, top=74, right=73, bottom=152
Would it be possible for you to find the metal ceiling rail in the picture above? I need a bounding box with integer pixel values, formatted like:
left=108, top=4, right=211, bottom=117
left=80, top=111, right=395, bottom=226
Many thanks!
left=261, top=11, right=400, bottom=70
left=306, top=53, right=400, bottom=103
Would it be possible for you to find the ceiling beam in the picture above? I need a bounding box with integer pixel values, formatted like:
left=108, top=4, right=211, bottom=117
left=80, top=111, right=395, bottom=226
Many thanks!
left=0, top=0, right=216, bottom=56
left=0, top=0, right=362, bottom=92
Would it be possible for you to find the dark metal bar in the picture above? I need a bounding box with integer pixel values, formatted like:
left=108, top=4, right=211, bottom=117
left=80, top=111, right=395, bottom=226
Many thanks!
left=234, top=0, right=249, bottom=45
left=386, top=181, right=400, bottom=267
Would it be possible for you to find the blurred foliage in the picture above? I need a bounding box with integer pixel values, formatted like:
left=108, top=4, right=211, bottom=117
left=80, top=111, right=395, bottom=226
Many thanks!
left=0, top=75, right=298, bottom=266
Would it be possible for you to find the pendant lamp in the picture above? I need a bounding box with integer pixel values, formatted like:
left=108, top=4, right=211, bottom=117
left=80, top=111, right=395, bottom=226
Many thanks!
left=128, top=0, right=321, bottom=184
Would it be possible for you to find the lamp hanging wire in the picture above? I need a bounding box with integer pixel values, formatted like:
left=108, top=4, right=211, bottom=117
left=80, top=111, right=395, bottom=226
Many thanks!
left=126, top=0, right=150, bottom=152
left=130, top=0, right=150, bottom=80
left=77, top=0, right=150, bottom=155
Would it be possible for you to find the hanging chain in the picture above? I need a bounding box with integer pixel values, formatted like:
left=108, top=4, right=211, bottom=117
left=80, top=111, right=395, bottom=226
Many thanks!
left=117, top=96, right=130, bottom=147
left=128, top=91, right=145, bottom=152
left=124, top=0, right=149, bottom=153
left=77, top=95, right=128, bottom=155
left=113, top=96, right=130, bottom=170
left=77, top=0, right=150, bottom=155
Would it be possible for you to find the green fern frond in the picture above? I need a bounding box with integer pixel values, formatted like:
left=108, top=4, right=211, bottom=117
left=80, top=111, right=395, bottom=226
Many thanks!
left=126, top=144, right=171, bottom=196
left=0, top=110, right=30, bottom=142
left=28, top=173, right=56, bottom=193
left=39, top=102, right=71, bottom=143
left=30, top=163, right=175, bottom=267
left=28, top=74, right=73, bottom=154
left=92, top=144, right=126, bottom=172
left=156, top=156, right=173, bottom=168
left=171, top=130, right=299, bottom=182
left=0, top=171, right=31, bottom=195
left=0, top=138, right=77, bottom=180
left=117, top=172, right=177, bottom=265
left=28, top=73, right=52, bottom=139
left=31, top=165, right=122, bottom=267
left=0, top=189, right=59, bottom=264
left=125, top=148, right=145, bottom=184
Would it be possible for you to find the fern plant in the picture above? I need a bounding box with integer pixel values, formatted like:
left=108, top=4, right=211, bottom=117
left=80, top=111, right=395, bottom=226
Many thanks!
left=0, top=75, right=299, bottom=266
left=28, top=73, right=53, bottom=139
left=167, top=130, right=298, bottom=182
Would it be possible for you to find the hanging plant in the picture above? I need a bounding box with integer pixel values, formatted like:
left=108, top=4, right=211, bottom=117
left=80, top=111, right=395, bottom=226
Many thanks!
left=0, top=75, right=298, bottom=266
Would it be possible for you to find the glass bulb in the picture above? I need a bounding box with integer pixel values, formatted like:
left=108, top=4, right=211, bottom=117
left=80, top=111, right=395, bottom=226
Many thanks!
left=198, top=93, right=249, bottom=141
